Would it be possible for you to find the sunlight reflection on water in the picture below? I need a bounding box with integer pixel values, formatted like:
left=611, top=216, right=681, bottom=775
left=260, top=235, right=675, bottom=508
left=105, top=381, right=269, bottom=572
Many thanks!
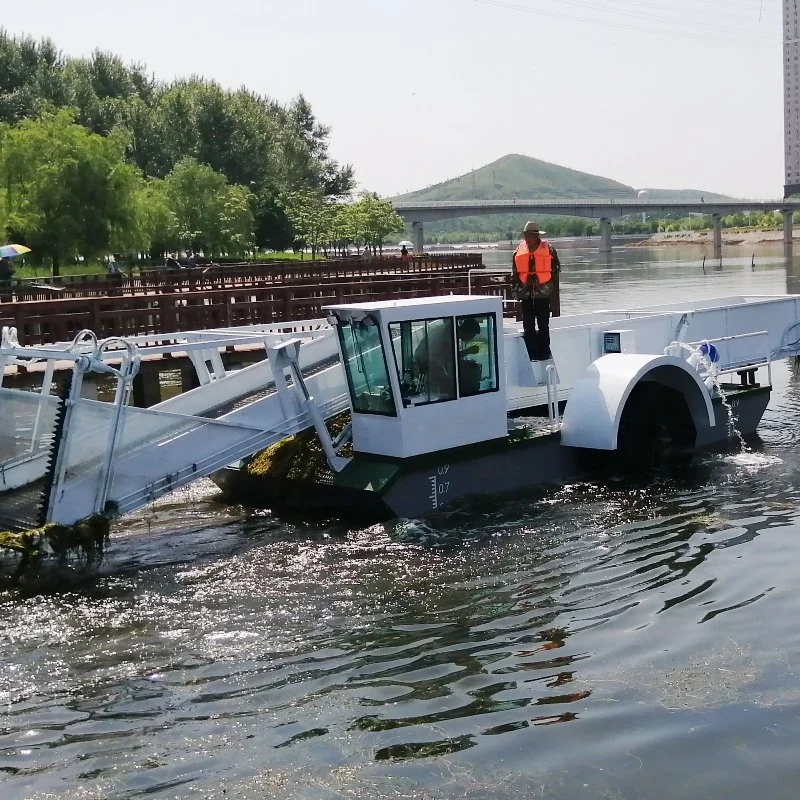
left=5, top=245, right=800, bottom=799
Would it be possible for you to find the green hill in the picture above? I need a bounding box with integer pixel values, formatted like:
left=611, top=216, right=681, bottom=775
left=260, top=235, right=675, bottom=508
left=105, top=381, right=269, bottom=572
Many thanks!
left=392, top=154, right=730, bottom=241
left=394, top=154, right=729, bottom=203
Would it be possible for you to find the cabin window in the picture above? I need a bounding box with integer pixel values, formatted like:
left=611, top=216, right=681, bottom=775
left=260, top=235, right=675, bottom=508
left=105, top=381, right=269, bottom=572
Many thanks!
left=456, top=313, right=499, bottom=396
left=389, top=317, right=457, bottom=405
left=337, top=319, right=397, bottom=416
left=388, top=313, right=499, bottom=406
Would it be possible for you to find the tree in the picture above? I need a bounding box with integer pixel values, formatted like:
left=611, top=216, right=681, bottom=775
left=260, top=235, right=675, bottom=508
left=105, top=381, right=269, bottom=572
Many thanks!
left=0, top=30, right=69, bottom=125
left=136, top=177, right=176, bottom=256
left=0, top=32, right=355, bottom=258
left=161, top=157, right=254, bottom=256
left=0, top=109, right=146, bottom=273
left=285, top=94, right=354, bottom=196
left=281, top=189, right=337, bottom=259
left=253, top=189, right=293, bottom=251
left=116, top=96, right=166, bottom=179
left=351, top=192, right=405, bottom=254
left=219, top=184, right=256, bottom=255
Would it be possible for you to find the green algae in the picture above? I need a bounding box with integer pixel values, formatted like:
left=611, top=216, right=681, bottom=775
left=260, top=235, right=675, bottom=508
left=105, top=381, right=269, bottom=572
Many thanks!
left=0, top=513, right=112, bottom=580
left=244, top=412, right=351, bottom=482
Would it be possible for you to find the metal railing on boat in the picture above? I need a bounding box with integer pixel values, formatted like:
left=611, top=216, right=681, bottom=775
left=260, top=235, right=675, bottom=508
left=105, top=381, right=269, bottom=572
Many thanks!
left=684, top=330, right=772, bottom=386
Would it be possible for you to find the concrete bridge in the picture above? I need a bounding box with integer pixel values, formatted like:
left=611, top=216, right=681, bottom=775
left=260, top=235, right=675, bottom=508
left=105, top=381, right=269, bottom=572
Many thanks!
left=394, top=199, right=800, bottom=258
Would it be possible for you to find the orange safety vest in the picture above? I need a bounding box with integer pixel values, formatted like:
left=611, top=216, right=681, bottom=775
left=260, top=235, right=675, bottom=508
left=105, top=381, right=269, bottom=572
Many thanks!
left=514, top=240, right=553, bottom=286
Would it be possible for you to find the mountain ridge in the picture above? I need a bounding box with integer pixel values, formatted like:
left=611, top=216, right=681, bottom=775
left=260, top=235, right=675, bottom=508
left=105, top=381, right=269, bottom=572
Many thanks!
left=393, top=154, right=731, bottom=203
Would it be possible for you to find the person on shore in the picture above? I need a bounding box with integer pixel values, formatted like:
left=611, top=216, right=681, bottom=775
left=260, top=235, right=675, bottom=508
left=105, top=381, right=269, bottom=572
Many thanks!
left=187, top=252, right=198, bottom=269
left=165, top=253, right=182, bottom=270
left=0, top=256, right=15, bottom=303
left=512, top=220, right=560, bottom=361
left=400, top=245, right=410, bottom=261
left=0, top=256, right=14, bottom=281
left=105, top=256, right=126, bottom=296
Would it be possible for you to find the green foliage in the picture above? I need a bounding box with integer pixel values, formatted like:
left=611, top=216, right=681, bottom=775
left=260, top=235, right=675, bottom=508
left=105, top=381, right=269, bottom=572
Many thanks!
left=12, top=261, right=107, bottom=278
left=281, top=188, right=336, bottom=258
left=0, top=109, right=146, bottom=273
left=137, top=177, right=174, bottom=254
left=114, top=82, right=353, bottom=248
left=161, top=157, right=255, bottom=255
left=0, top=30, right=70, bottom=123
left=348, top=192, right=404, bottom=253
left=252, top=251, right=305, bottom=262
left=0, top=30, right=353, bottom=256
left=281, top=190, right=404, bottom=257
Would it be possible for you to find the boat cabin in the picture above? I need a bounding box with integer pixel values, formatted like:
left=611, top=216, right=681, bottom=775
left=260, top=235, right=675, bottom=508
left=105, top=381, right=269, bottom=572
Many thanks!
left=325, top=295, right=508, bottom=458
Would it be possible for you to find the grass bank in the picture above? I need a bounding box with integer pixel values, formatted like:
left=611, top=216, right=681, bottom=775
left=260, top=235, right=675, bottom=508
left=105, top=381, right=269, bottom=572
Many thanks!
left=8, top=252, right=313, bottom=279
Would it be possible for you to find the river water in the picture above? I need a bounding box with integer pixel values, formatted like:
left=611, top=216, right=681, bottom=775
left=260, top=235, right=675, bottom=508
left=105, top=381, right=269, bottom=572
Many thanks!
left=4, top=243, right=800, bottom=799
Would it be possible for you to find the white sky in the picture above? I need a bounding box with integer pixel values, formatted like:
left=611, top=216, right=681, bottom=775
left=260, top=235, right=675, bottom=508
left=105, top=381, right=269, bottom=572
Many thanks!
left=2, top=0, right=785, bottom=198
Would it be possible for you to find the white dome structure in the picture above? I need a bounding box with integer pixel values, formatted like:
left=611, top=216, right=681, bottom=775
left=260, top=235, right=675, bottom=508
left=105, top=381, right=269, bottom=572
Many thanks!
left=637, top=189, right=650, bottom=199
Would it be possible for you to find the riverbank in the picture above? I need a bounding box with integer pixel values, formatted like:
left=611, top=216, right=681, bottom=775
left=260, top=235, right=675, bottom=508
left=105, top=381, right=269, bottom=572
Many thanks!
left=629, top=228, right=793, bottom=247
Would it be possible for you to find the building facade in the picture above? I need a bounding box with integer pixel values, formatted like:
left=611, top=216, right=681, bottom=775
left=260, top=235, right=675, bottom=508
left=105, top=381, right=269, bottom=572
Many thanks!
left=786, top=0, right=800, bottom=196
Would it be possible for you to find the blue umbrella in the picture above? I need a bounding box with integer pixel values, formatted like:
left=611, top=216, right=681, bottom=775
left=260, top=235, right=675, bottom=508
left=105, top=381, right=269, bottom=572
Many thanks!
left=0, top=244, right=31, bottom=259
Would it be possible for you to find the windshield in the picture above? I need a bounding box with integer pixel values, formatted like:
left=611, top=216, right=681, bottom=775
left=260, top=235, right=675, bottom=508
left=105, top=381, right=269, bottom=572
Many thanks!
left=337, top=319, right=397, bottom=416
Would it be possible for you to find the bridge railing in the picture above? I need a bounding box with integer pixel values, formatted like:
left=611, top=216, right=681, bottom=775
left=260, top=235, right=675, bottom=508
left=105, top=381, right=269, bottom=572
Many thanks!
left=394, top=198, right=800, bottom=209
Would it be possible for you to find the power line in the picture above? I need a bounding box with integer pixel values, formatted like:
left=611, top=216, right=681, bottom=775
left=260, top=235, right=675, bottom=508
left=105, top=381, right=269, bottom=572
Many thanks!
left=551, top=0, right=774, bottom=37
left=588, top=0, right=778, bottom=25
left=472, top=0, right=779, bottom=45
left=473, top=0, right=774, bottom=39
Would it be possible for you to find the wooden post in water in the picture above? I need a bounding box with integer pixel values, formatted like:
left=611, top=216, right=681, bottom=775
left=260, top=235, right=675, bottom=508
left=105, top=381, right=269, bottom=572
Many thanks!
left=132, top=367, right=162, bottom=408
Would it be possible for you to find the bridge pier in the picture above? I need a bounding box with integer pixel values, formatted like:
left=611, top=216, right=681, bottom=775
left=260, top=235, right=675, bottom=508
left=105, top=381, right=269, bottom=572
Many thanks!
left=412, top=221, right=424, bottom=254
left=599, top=218, right=612, bottom=254
left=784, top=210, right=794, bottom=260
left=712, top=214, right=722, bottom=260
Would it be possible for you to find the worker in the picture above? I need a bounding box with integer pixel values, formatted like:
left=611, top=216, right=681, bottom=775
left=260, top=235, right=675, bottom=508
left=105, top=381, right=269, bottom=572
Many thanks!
left=512, top=220, right=560, bottom=360
left=412, top=316, right=481, bottom=397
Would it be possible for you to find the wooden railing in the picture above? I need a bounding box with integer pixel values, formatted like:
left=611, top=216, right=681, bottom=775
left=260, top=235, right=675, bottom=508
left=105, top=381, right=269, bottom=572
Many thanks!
left=7, top=254, right=483, bottom=301
left=0, top=270, right=511, bottom=345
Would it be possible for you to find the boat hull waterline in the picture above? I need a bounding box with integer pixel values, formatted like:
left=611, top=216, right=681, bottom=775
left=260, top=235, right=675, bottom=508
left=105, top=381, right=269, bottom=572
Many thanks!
left=213, top=385, right=770, bottom=519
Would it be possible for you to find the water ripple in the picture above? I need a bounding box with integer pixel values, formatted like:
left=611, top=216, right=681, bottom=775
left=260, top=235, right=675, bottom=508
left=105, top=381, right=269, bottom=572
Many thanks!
left=6, top=347, right=800, bottom=798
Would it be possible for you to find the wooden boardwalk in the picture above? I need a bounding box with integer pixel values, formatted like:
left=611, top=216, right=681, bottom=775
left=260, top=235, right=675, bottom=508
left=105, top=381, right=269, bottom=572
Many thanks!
left=0, top=255, right=515, bottom=345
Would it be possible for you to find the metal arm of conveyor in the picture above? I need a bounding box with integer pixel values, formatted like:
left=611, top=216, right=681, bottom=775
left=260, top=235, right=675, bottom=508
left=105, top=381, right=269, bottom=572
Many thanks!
left=268, top=339, right=350, bottom=473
